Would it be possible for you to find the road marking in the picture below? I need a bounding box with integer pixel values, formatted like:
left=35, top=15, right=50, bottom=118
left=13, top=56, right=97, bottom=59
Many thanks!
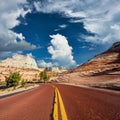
left=53, top=86, right=68, bottom=120
left=53, top=88, right=58, bottom=120
left=56, top=87, right=68, bottom=120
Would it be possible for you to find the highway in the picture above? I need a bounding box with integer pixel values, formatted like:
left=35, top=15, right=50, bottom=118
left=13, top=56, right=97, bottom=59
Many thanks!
left=0, top=84, right=120, bottom=120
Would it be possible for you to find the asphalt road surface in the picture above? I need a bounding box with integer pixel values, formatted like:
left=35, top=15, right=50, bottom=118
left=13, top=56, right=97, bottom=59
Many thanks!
left=0, top=84, right=120, bottom=120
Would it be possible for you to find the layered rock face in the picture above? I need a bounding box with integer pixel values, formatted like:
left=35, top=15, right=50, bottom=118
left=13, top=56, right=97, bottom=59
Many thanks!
left=0, top=54, right=38, bottom=69
left=0, top=66, right=40, bottom=82
left=0, top=54, right=41, bottom=82
left=71, top=42, right=120, bottom=76
left=55, top=42, right=120, bottom=87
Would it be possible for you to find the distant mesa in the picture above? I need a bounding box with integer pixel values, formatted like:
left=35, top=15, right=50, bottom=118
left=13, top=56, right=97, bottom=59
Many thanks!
left=0, top=54, right=38, bottom=69
left=46, top=66, right=67, bottom=73
left=0, top=54, right=68, bottom=82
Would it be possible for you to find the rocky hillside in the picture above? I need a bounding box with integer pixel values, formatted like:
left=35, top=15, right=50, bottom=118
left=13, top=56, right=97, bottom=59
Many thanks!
left=0, top=54, right=38, bottom=69
left=55, top=42, right=120, bottom=89
left=70, top=42, right=120, bottom=76
left=0, top=54, right=40, bottom=82
left=0, top=66, right=40, bottom=82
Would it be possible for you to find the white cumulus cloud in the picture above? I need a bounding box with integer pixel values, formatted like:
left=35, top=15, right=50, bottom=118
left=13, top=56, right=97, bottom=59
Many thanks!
left=0, top=0, right=36, bottom=56
left=37, top=60, right=54, bottom=68
left=47, top=34, right=76, bottom=68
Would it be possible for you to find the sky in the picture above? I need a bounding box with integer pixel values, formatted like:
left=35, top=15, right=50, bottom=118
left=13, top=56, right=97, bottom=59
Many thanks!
left=0, top=0, right=120, bottom=68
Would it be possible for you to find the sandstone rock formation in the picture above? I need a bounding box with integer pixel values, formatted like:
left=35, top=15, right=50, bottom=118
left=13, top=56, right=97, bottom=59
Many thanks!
left=0, top=54, right=38, bottom=69
left=56, top=42, right=120, bottom=88
left=0, top=54, right=41, bottom=82
left=70, top=42, right=120, bottom=76
left=0, top=66, right=40, bottom=82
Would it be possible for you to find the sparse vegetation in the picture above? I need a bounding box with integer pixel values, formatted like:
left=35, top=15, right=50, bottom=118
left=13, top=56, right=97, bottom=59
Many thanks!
left=40, top=69, right=50, bottom=83
left=5, top=72, right=21, bottom=88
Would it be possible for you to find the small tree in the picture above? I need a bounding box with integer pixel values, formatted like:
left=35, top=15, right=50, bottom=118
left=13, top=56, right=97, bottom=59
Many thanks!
left=40, top=69, right=50, bottom=83
left=6, top=72, right=21, bottom=88
left=40, top=71, right=44, bottom=81
left=43, top=69, right=47, bottom=82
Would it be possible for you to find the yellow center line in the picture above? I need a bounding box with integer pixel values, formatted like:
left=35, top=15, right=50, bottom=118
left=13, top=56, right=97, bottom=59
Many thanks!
left=56, top=87, right=68, bottom=120
left=53, top=88, right=58, bottom=120
left=52, top=85, right=68, bottom=120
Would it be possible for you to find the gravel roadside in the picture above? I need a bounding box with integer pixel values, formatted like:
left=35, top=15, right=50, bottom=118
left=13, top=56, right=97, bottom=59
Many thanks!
left=0, top=84, right=39, bottom=99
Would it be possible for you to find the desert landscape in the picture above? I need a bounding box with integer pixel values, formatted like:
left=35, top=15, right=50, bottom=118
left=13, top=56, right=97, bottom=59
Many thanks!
left=0, top=42, right=120, bottom=91
left=55, top=42, right=120, bottom=90
left=0, top=1, right=120, bottom=120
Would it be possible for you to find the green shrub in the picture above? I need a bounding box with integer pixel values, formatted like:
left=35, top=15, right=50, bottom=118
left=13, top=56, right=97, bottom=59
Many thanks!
left=40, top=69, right=50, bottom=83
left=40, top=71, right=44, bottom=81
left=5, top=72, right=21, bottom=88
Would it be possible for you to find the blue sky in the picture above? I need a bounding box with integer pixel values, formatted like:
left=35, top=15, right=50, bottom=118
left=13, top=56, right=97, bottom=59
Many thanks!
left=0, top=0, right=120, bottom=68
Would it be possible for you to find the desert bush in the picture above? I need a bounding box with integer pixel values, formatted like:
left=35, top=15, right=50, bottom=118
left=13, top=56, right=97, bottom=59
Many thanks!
left=40, top=69, right=50, bottom=83
left=5, top=72, right=21, bottom=88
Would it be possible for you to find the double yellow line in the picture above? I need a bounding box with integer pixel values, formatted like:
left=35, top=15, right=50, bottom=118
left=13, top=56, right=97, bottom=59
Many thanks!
left=53, top=87, right=68, bottom=120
